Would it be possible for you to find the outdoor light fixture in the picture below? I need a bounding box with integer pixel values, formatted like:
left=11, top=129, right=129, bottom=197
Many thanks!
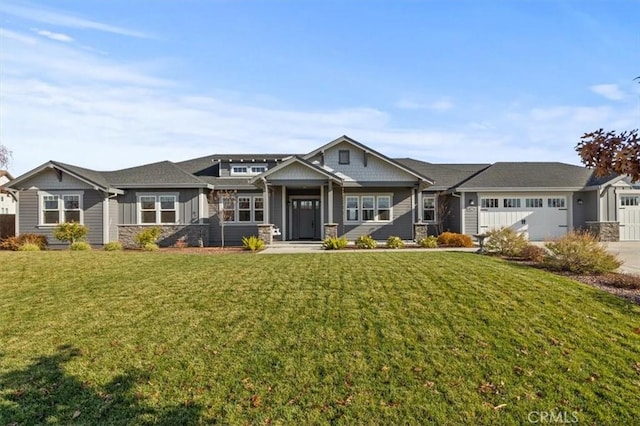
left=469, top=199, right=475, bottom=206
left=577, top=198, right=584, bottom=205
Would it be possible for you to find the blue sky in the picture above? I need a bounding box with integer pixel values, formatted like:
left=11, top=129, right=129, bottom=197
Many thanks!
left=1, top=0, right=638, bottom=176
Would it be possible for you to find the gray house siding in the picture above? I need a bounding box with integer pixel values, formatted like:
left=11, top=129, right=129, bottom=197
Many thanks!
left=109, top=197, right=119, bottom=242
left=444, top=194, right=461, bottom=234
left=602, top=186, right=618, bottom=222
left=18, top=188, right=104, bottom=247
left=463, top=192, right=479, bottom=235
left=573, top=190, right=598, bottom=229
left=270, top=186, right=283, bottom=239
left=117, top=188, right=201, bottom=225
left=207, top=190, right=264, bottom=246
left=341, top=187, right=413, bottom=240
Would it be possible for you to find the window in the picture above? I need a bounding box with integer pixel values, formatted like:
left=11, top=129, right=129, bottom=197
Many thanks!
left=548, top=198, right=566, bottom=208
left=338, top=150, right=350, bottom=164
left=230, top=164, right=268, bottom=176
left=238, top=196, right=251, bottom=222
left=220, top=194, right=265, bottom=223
left=39, top=192, right=83, bottom=225
left=481, top=198, right=499, bottom=208
left=423, top=197, right=436, bottom=221
left=254, top=197, right=264, bottom=221
left=346, top=196, right=359, bottom=221
left=620, top=195, right=640, bottom=206
left=503, top=198, right=521, bottom=208
left=526, top=198, right=543, bottom=208
left=138, top=195, right=178, bottom=224
left=345, top=195, right=393, bottom=222
left=362, top=196, right=375, bottom=221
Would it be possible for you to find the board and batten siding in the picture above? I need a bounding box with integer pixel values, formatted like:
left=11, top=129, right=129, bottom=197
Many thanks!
left=339, top=187, right=414, bottom=240
left=463, top=193, right=479, bottom=235
left=117, top=189, right=201, bottom=225
left=109, top=197, right=119, bottom=242
left=18, top=188, right=105, bottom=246
left=207, top=190, right=265, bottom=246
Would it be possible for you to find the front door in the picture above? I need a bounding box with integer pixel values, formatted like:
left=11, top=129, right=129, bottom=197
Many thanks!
left=291, top=198, right=321, bottom=240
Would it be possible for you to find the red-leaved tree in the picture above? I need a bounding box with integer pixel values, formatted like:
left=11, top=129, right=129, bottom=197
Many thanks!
left=576, top=129, right=640, bottom=182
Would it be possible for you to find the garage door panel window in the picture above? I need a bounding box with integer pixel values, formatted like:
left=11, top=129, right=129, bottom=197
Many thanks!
left=481, top=198, right=499, bottom=208
left=548, top=198, right=566, bottom=208
left=526, top=198, right=543, bottom=208
left=620, top=195, right=639, bottom=206
left=503, top=198, right=521, bottom=208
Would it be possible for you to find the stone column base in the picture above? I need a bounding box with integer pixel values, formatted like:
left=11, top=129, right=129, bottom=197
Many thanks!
left=585, top=221, right=619, bottom=242
left=414, top=223, right=428, bottom=242
left=324, top=223, right=338, bottom=239
left=257, top=224, right=274, bottom=245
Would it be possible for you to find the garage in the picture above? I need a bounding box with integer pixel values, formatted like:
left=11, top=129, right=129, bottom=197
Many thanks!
left=618, top=192, right=640, bottom=241
left=479, top=194, right=569, bottom=240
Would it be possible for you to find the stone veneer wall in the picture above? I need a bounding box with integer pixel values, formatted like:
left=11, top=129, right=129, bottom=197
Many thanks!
left=118, top=224, right=210, bottom=248
left=585, top=221, right=620, bottom=242
left=324, top=223, right=338, bottom=239
left=257, top=224, right=273, bottom=245
left=414, top=223, right=428, bottom=242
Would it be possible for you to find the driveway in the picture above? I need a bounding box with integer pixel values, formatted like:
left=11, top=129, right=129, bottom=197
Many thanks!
left=606, top=242, right=640, bottom=274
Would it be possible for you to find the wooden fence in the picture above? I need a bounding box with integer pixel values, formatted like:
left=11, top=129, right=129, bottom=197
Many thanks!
left=0, top=214, right=15, bottom=239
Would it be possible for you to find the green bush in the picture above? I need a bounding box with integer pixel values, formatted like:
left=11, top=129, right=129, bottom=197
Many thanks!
left=521, top=244, right=547, bottom=263
left=17, top=243, right=41, bottom=251
left=436, top=232, right=474, bottom=248
left=1, top=234, right=49, bottom=251
left=322, top=236, right=348, bottom=250
left=355, top=235, right=377, bottom=249
left=242, top=235, right=265, bottom=252
left=484, top=227, right=528, bottom=257
left=386, top=236, right=405, bottom=249
left=543, top=231, right=622, bottom=274
left=70, top=241, right=92, bottom=251
left=418, top=235, right=438, bottom=248
left=135, top=227, right=161, bottom=248
left=142, top=242, right=159, bottom=252
left=53, top=222, right=88, bottom=244
left=104, top=241, right=124, bottom=251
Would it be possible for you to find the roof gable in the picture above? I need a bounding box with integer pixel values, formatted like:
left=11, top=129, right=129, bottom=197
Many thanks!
left=102, top=161, right=212, bottom=188
left=6, top=161, right=120, bottom=193
left=250, top=157, right=341, bottom=184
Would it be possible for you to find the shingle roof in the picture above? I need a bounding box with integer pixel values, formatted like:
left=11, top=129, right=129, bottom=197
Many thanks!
left=176, top=154, right=294, bottom=175
left=456, top=162, right=596, bottom=189
left=50, top=161, right=111, bottom=189
left=101, top=161, right=210, bottom=187
left=395, top=159, right=490, bottom=190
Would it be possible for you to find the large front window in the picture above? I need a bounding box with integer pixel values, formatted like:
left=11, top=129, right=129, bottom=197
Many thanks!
left=221, top=194, right=265, bottom=223
left=423, top=196, right=436, bottom=221
left=345, top=194, right=392, bottom=223
left=138, top=194, right=178, bottom=224
left=40, top=192, right=83, bottom=225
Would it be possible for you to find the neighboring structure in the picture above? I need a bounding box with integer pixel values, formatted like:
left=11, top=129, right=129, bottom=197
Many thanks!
left=5, top=136, right=640, bottom=247
left=0, top=171, right=16, bottom=215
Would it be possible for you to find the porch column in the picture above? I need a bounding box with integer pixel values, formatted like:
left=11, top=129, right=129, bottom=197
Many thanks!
left=320, top=184, right=325, bottom=239
left=281, top=185, right=287, bottom=241
left=417, top=189, right=423, bottom=222
left=261, top=178, right=270, bottom=224
left=327, top=180, right=334, bottom=223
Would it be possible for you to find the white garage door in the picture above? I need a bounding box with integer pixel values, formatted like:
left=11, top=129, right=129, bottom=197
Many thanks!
left=479, top=195, right=568, bottom=240
left=619, top=194, right=640, bottom=241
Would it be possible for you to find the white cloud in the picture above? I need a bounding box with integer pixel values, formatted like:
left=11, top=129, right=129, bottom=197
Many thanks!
left=1, top=2, right=151, bottom=38
left=395, top=98, right=455, bottom=111
left=589, top=84, right=625, bottom=101
left=33, top=29, right=74, bottom=42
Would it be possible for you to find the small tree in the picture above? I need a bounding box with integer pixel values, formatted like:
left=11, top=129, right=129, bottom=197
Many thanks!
left=434, top=194, right=451, bottom=236
left=210, top=189, right=237, bottom=248
left=0, top=144, right=11, bottom=169
left=53, top=222, right=88, bottom=245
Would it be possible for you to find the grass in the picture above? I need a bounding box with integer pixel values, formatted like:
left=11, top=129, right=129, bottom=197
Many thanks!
left=1, top=251, right=639, bottom=424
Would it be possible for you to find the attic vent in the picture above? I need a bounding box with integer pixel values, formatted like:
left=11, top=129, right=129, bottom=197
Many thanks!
left=338, top=150, right=350, bottom=165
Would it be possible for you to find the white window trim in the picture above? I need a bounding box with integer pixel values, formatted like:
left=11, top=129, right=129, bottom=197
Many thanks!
left=136, top=193, right=179, bottom=225
left=37, top=190, right=84, bottom=226
left=230, top=164, right=268, bottom=176
left=423, top=196, right=437, bottom=223
left=344, top=194, right=393, bottom=223
left=218, top=194, right=265, bottom=224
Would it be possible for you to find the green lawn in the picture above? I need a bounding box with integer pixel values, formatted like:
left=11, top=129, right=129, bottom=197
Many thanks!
left=1, top=251, right=638, bottom=425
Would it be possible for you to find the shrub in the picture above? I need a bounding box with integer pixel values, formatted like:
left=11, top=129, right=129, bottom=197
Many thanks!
left=53, top=222, right=88, bottom=244
left=355, top=235, right=377, bottom=249
left=242, top=235, right=265, bottom=252
left=104, top=241, right=123, bottom=251
left=484, top=227, right=528, bottom=257
left=597, top=273, right=640, bottom=290
left=322, top=236, right=348, bottom=250
left=520, top=244, right=547, bottom=263
left=543, top=231, right=622, bottom=274
left=386, top=236, right=405, bottom=249
left=70, top=241, right=92, bottom=251
left=135, top=227, right=161, bottom=248
left=17, top=243, right=41, bottom=251
left=142, top=242, right=159, bottom=251
left=418, top=235, right=438, bottom=248
left=1, top=234, right=48, bottom=251
left=436, top=232, right=474, bottom=248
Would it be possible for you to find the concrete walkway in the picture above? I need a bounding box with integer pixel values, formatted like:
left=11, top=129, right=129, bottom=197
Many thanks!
left=605, top=242, right=640, bottom=274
